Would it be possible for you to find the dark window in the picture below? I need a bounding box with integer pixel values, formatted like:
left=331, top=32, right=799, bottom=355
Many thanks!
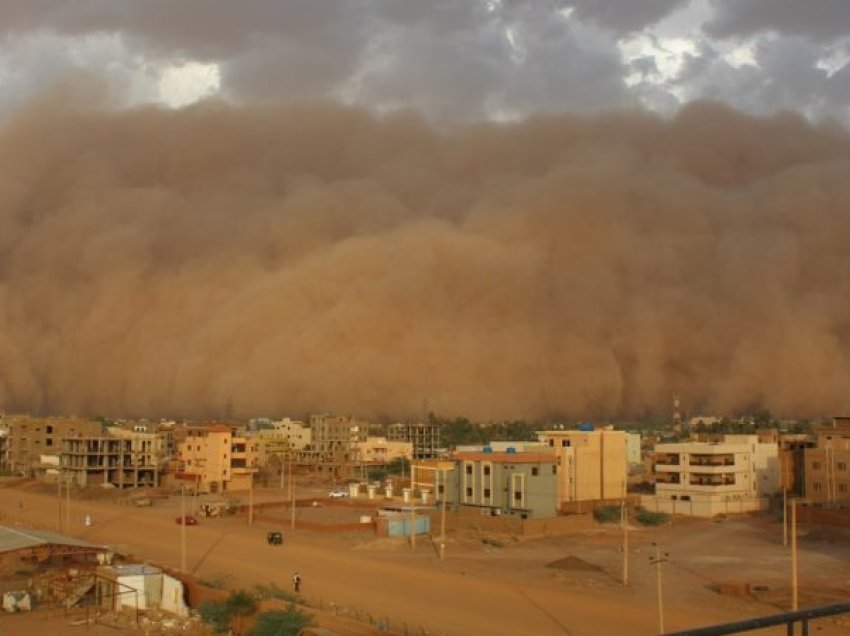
left=548, top=439, right=554, bottom=447
left=838, top=462, right=847, bottom=471
left=813, top=482, right=822, bottom=492
left=531, top=467, right=539, bottom=476
left=514, top=491, right=522, bottom=501
left=465, top=465, right=473, bottom=475
left=438, top=484, right=444, bottom=494
left=483, top=488, right=491, bottom=498
left=46, top=426, right=53, bottom=434
left=812, top=462, right=822, bottom=470
left=46, top=439, right=53, bottom=447
left=839, top=484, right=847, bottom=493
left=552, top=465, right=557, bottom=474
left=483, top=465, right=491, bottom=476
left=466, top=487, right=473, bottom=497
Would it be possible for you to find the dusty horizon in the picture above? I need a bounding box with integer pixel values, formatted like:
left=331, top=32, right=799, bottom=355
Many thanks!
left=1, top=94, right=850, bottom=422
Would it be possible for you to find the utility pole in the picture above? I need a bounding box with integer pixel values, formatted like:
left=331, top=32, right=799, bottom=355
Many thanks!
left=409, top=463, right=416, bottom=549
left=783, top=487, right=788, bottom=548
left=791, top=498, right=798, bottom=611
left=248, top=472, right=254, bottom=525
left=650, top=543, right=668, bottom=634
left=57, top=477, right=63, bottom=533
left=439, top=468, right=447, bottom=561
left=289, top=453, right=295, bottom=530
left=65, top=471, right=71, bottom=533
left=621, top=498, right=629, bottom=586
left=180, top=485, right=187, bottom=572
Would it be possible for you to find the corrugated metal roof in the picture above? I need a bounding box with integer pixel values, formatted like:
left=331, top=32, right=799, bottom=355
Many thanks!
left=0, top=525, right=106, bottom=554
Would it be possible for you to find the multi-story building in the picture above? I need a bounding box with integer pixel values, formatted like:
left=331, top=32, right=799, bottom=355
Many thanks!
left=644, top=434, right=780, bottom=517
left=176, top=425, right=259, bottom=493
left=387, top=422, right=440, bottom=460
left=440, top=449, right=558, bottom=519
left=2, top=415, right=104, bottom=477
left=803, top=419, right=850, bottom=504
left=0, top=424, right=9, bottom=473
left=356, top=437, right=413, bottom=465
left=537, top=429, right=627, bottom=510
left=62, top=436, right=160, bottom=488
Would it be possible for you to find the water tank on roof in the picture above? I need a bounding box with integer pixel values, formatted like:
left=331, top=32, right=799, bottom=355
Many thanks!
left=579, top=422, right=594, bottom=432
left=506, top=447, right=516, bottom=453
left=483, top=446, right=493, bottom=453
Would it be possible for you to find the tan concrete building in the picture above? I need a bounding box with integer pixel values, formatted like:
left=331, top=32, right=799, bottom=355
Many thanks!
left=2, top=415, right=104, bottom=477
left=644, top=434, right=780, bottom=517
left=177, top=425, right=259, bottom=493
left=537, top=429, right=627, bottom=510
left=387, top=422, right=441, bottom=460
left=803, top=420, right=850, bottom=504
left=356, top=437, right=413, bottom=465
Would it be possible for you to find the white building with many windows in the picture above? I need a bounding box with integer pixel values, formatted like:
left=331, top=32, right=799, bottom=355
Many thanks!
left=643, top=435, right=780, bottom=517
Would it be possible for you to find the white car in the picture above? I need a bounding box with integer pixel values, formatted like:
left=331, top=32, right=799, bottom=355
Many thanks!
left=328, top=488, right=349, bottom=499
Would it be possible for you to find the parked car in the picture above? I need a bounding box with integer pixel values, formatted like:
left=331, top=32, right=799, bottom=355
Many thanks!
left=328, top=488, right=349, bottom=499
left=175, top=515, right=199, bottom=525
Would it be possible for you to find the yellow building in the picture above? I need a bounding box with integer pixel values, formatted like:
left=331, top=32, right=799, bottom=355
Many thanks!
left=356, top=437, right=413, bottom=465
left=537, top=429, right=627, bottom=510
left=177, top=425, right=259, bottom=493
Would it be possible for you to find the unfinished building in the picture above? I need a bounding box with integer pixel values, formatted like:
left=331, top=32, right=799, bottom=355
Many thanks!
left=388, top=422, right=441, bottom=460
left=62, top=437, right=161, bottom=489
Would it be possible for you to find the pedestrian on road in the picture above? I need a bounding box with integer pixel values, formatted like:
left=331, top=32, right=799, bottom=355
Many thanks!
left=293, top=571, right=301, bottom=593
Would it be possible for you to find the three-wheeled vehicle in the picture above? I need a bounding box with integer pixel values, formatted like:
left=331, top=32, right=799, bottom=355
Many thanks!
left=267, top=531, right=283, bottom=545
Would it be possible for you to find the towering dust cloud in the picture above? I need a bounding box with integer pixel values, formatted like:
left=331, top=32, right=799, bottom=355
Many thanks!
left=1, top=98, right=849, bottom=421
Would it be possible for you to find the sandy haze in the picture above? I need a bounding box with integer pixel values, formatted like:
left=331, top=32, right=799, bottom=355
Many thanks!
left=1, top=95, right=850, bottom=421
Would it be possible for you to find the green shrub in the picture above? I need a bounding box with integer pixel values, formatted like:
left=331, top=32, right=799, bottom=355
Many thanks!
left=635, top=509, right=669, bottom=526
left=248, top=605, right=313, bottom=636
left=199, top=600, right=231, bottom=635
left=253, top=582, right=297, bottom=603
left=593, top=506, right=622, bottom=523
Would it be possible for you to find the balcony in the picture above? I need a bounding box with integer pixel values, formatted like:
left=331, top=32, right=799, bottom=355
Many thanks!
left=655, top=454, right=681, bottom=466
left=690, top=455, right=734, bottom=467
left=689, top=474, right=736, bottom=487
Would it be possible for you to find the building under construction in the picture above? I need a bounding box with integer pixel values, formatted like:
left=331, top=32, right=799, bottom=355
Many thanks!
left=388, top=422, right=441, bottom=460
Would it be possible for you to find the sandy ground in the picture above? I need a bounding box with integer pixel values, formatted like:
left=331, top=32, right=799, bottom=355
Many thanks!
left=2, top=482, right=849, bottom=636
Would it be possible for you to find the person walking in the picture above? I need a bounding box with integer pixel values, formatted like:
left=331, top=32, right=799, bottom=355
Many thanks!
left=293, top=571, right=302, bottom=593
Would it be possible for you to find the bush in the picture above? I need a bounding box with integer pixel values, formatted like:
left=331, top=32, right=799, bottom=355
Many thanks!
left=253, top=582, right=297, bottom=603
left=635, top=509, right=669, bottom=526
left=249, top=605, right=312, bottom=636
left=593, top=506, right=622, bottom=524
left=199, top=590, right=258, bottom=635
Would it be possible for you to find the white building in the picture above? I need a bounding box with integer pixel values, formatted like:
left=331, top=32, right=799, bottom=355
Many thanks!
left=643, top=434, right=780, bottom=517
left=259, top=418, right=312, bottom=450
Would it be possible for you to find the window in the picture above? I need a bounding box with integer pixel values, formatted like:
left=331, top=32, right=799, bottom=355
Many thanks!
left=813, top=462, right=822, bottom=470
left=813, top=482, right=822, bottom=492
left=483, top=465, right=491, bottom=476
left=838, top=462, right=847, bottom=471
left=46, top=439, right=53, bottom=447
left=561, top=440, right=569, bottom=447
left=438, top=484, right=444, bottom=494
left=548, top=439, right=554, bottom=447
left=514, top=491, right=522, bottom=501
left=552, top=465, right=557, bottom=474
left=839, top=484, right=848, bottom=494
left=483, top=488, right=491, bottom=498
left=531, top=467, right=539, bottom=476
left=46, top=426, right=53, bottom=434
left=466, top=487, right=473, bottom=497
left=465, top=464, right=473, bottom=475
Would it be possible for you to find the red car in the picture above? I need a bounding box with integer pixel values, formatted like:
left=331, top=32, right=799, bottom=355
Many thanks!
left=175, top=515, right=199, bottom=526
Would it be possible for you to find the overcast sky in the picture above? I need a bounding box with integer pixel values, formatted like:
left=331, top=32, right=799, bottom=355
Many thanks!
left=0, top=0, right=848, bottom=124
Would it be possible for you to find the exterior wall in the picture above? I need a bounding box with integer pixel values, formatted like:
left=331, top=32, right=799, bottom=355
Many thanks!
left=650, top=435, right=780, bottom=517
left=4, top=416, right=104, bottom=477
left=537, top=430, right=627, bottom=505
left=178, top=426, right=259, bottom=493
left=804, top=445, right=850, bottom=504
left=626, top=433, right=642, bottom=466
left=356, top=437, right=412, bottom=464
left=443, top=452, right=558, bottom=518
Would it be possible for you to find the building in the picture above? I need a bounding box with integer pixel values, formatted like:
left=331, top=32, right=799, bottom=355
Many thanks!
left=644, top=434, right=780, bottom=517
left=356, top=437, right=413, bottom=465
left=440, top=449, right=558, bottom=519
left=303, top=414, right=365, bottom=477
left=2, top=416, right=104, bottom=477
left=387, top=422, right=441, bottom=460
left=803, top=418, right=850, bottom=504
left=537, top=429, right=627, bottom=510
left=176, top=425, right=259, bottom=493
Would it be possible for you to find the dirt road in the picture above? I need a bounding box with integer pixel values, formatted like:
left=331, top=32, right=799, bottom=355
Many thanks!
left=3, top=485, right=849, bottom=635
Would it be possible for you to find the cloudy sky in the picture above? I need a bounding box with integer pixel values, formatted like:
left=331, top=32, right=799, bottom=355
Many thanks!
left=0, top=0, right=849, bottom=124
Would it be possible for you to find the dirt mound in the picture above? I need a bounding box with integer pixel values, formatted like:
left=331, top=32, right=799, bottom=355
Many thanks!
left=546, top=556, right=602, bottom=572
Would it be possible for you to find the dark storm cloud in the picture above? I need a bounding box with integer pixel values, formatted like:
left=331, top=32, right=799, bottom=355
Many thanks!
left=707, top=0, right=850, bottom=42
left=565, top=0, right=689, bottom=33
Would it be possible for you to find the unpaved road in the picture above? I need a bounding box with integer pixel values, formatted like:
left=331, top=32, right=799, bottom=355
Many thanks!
left=2, top=485, right=849, bottom=635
